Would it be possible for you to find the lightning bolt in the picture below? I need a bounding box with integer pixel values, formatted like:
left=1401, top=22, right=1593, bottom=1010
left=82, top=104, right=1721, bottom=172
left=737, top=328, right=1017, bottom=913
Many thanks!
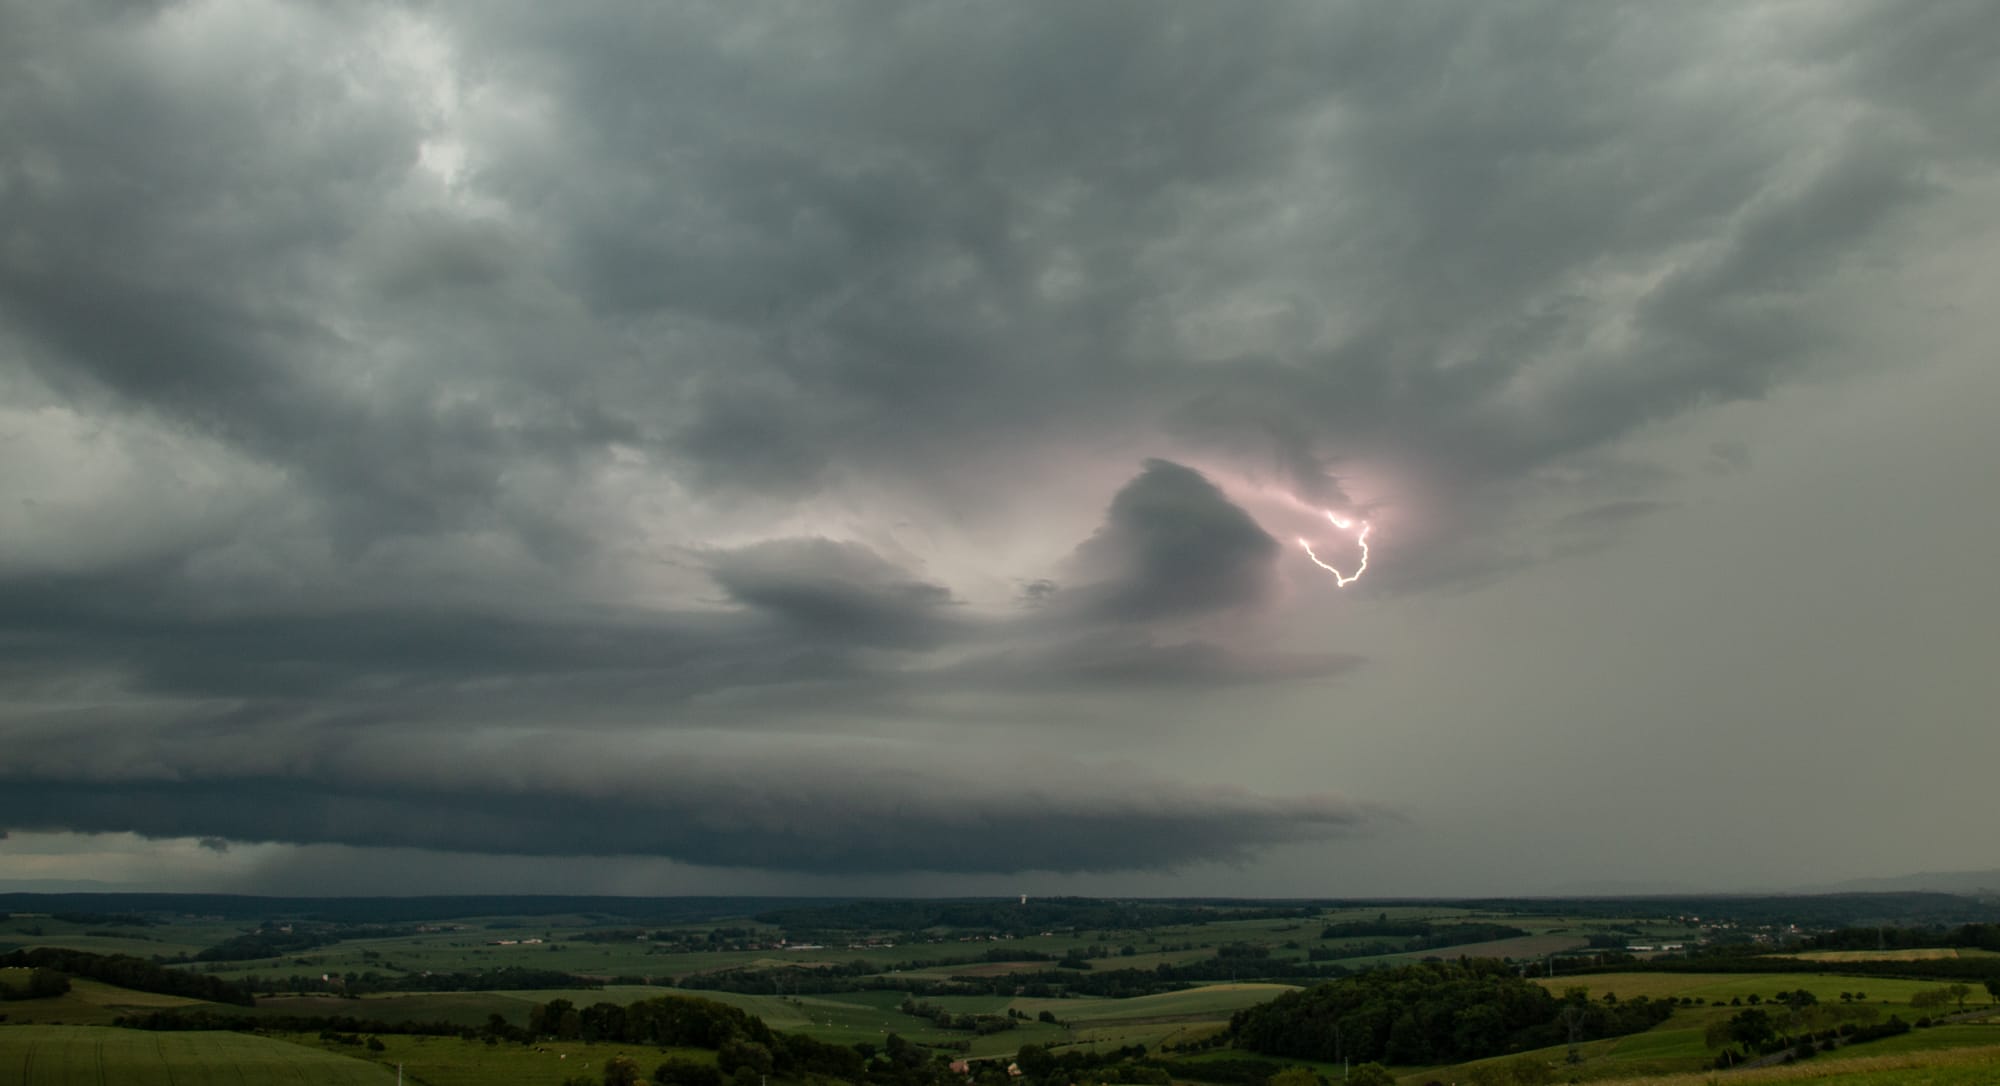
left=1298, top=511, right=1370, bottom=587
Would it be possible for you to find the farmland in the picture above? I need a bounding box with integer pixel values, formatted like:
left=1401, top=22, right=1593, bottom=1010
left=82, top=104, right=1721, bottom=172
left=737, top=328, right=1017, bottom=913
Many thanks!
left=3, top=892, right=1999, bottom=1085
left=1574, top=1044, right=2000, bottom=1086
left=0, top=1024, right=394, bottom=1085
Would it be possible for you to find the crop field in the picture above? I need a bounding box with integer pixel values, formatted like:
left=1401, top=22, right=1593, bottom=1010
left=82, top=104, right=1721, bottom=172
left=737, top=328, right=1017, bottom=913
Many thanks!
left=292, top=1032, right=718, bottom=1086
left=1532, top=972, right=1972, bottom=1006
left=0, top=915, right=234, bottom=960
left=8, top=895, right=1997, bottom=1084
left=1384, top=1021, right=2000, bottom=1085
left=1572, top=1044, right=2000, bottom=1086
left=1343, top=933, right=1592, bottom=967
left=1016, top=982, right=1296, bottom=1025
left=0, top=1025, right=394, bottom=1085
left=1006, top=984, right=1299, bottom=1055
left=0, top=975, right=216, bottom=1026
left=1847, top=1022, right=2000, bottom=1057
left=678, top=989, right=1067, bottom=1055
left=113, top=902, right=1709, bottom=996
left=1793, top=948, right=2000, bottom=962
left=253, top=989, right=551, bottom=1027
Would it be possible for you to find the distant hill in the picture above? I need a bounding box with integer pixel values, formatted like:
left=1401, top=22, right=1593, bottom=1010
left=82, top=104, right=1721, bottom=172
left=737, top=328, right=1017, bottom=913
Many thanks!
left=1801, top=870, right=2000, bottom=896
left=0, top=892, right=850, bottom=923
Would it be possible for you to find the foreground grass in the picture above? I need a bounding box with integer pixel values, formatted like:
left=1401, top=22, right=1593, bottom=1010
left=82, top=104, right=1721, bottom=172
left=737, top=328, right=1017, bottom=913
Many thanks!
left=1591, top=1043, right=2000, bottom=1085
left=0, top=1024, right=393, bottom=1085
left=1392, top=1016, right=2000, bottom=1084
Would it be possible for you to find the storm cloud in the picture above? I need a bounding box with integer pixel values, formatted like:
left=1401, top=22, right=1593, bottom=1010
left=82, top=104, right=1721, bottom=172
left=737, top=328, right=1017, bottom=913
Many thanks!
left=1067, top=460, right=1282, bottom=622
left=3, top=0, right=1997, bottom=890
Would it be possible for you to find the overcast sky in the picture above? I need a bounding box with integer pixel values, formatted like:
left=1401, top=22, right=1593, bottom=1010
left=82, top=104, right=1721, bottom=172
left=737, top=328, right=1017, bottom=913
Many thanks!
left=3, top=0, right=1998, bottom=898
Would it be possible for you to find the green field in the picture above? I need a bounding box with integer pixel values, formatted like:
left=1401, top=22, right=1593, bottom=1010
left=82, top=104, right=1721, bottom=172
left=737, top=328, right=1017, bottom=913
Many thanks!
left=294, top=1032, right=718, bottom=1086
left=0, top=973, right=217, bottom=1026
left=1533, top=972, right=1976, bottom=1006
left=1586, top=1044, right=2000, bottom=1086
left=1015, top=982, right=1295, bottom=1025
left=0, top=1025, right=394, bottom=1084
left=1792, top=948, right=2000, bottom=962
left=1388, top=1020, right=2000, bottom=1086
left=162, top=905, right=1687, bottom=989
left=7, top=897, right=1995, bottom=1085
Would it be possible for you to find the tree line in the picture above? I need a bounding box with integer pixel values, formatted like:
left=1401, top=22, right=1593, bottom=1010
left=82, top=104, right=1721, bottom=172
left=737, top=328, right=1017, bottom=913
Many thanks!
left=1228, top=960, right=1675, bottom=1065
left=1802, top=923, right=2000, bottom=953
left=750, top=898, right=1315, bottom=936
left=1582, top=946, right=2000, bottom=982
left=234, top=965, right=597, bottom=996
left=0, top=947, right=255, bottom=1006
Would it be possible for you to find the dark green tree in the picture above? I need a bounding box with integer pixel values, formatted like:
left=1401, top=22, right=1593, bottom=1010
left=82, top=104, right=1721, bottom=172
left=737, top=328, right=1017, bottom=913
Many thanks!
left=601, top=1055, right=642, bottom=1086
left=1726, top=1009, right=1776, bottom=1051
left=655, top=1059, right=721, bottom=1086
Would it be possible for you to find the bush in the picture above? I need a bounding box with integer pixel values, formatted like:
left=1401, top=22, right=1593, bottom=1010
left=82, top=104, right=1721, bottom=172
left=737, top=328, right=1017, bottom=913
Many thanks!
left=655, top=1059, right=722, bottom=1086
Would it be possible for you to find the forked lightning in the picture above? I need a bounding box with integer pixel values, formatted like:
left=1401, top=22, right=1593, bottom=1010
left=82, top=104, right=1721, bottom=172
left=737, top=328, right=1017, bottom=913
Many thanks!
left=1298, top=511, right=1370, bottom=586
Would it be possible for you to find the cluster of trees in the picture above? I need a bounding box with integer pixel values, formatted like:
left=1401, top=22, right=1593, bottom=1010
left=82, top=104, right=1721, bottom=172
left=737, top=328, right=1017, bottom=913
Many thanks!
left=750, top=898, right=1313, bottom=937
left=237, top=965, right=595, bottom=996
left=529, top=995, right=774, bottom=1049
left=1804, top=923, right=2000, bottom=953
left=896, top=998, right=1017, bottom=1034
left=991, top=956, right=1354, bottom=998
left=1452, top=893, right=1991, bottom=929
left=679, top=962, right=879, bottom=994
left=1011, top=1043, right=1172, bottom=1086
left=681, top=951, right=1354, bottom=1000
left=0, top=892, right=789, bottom=925
left=1705, top=1006, right=1912, bottom=1066
left=1320, top=917, right=1439, bottom=939
left=1, top=948, right=254, bottom=1006
left=1405, top=924, right=1531, bottom=951
left=0, top=966, right=70, bottom=1000
left=527, top=995, right=875, bottom=1084
left=520, top=995, right=1184, bottom=1086
left=1907, top=982, right=1996, bottom=1013
left=1595, top=945, right=2000, bottom=983
left=192, top=926, right=343, bottom=962
left=1317, top=920, right=1531, bottom=956
left=1228, top=961, right=1675, bottom=1065
left=48, top=911, right=155, bottom=927
left=116, top=1009, right=466, bottom=1036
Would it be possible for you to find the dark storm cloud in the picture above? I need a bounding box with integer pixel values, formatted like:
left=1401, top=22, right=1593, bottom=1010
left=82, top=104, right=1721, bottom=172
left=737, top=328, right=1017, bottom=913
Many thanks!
left=1067, top=460, right=1281, bottom=622
left=3, top=2, right=1982, bottom=548
left=708, top=538, right=957, bottom=648
left=945, top=638, right=1364, bottom=692
left=1, top=0, right=1988, bottom=879
left=0, top=739, right=1369, bottom=874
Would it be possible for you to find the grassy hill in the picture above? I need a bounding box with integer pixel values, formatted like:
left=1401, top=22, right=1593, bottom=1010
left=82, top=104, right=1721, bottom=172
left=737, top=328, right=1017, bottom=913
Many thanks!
left=0, top=969, right=220, bottom=1026
left=0, top=1024, right=394, bottom=1085
left=1574, top=1044, right=2000, bottom=1085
